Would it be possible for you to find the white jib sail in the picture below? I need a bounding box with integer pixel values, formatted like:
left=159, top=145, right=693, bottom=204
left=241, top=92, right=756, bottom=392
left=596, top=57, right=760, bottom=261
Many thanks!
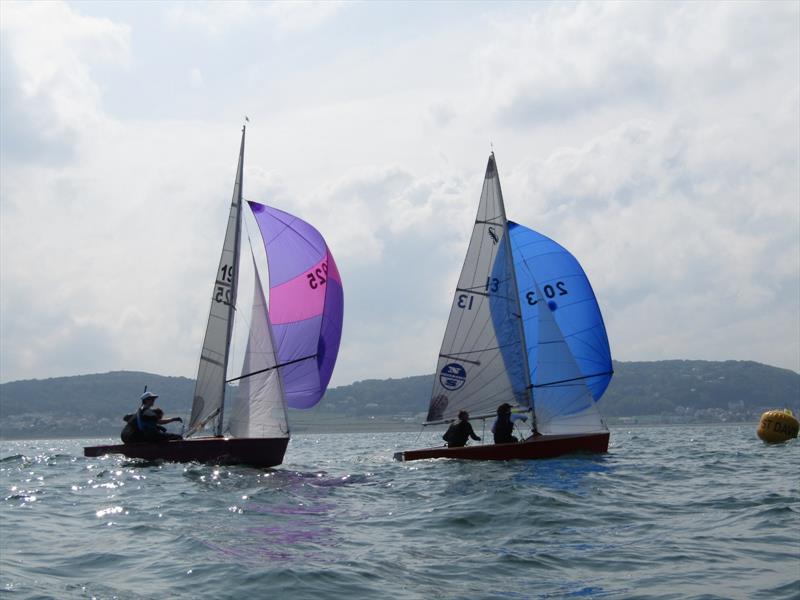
left=226, top=254, right=289, bottom=439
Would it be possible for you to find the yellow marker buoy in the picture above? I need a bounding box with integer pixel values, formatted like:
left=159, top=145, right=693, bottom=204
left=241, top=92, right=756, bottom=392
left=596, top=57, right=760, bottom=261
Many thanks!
left=757, top=409, right=799, bottom=443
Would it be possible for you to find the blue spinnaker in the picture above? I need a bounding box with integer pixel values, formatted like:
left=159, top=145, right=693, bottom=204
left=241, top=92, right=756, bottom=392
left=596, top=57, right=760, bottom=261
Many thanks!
left=508, top=222, right=613, bottom=405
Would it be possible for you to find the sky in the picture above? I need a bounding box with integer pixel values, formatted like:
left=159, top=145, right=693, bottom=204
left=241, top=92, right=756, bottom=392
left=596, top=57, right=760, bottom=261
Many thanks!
left=1, top=0, right=798, bottom=389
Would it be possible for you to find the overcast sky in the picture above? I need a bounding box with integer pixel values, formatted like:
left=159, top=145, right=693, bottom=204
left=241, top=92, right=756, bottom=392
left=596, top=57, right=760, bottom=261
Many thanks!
left=1, top=1, right=798, bottom=388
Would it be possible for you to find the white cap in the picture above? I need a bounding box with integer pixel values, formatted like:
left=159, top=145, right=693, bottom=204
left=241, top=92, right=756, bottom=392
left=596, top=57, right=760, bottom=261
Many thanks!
left=140, top=391, right=159, bottom=401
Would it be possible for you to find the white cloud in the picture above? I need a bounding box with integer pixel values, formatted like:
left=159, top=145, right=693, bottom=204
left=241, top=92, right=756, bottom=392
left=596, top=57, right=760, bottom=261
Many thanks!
left=165, top=0, right=346, bottom=37
left=503, top=113, right=798, bottom=370
left=164, top=1, right=252, bottom=38
left=0, top=1, right=798, bottom=390
left=189, top=67, right=204, bottom=88
left=263, top=1, right=347, bottom=33
left=0, top=0, right=129, bottom=132
left=0, top=1, right=130, bottom=168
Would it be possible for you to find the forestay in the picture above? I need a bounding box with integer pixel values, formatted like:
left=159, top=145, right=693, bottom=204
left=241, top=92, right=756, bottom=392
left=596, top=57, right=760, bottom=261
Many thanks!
left=426, top=155, right=530, bottom=424
left=248, top=203, right=344, bottom=409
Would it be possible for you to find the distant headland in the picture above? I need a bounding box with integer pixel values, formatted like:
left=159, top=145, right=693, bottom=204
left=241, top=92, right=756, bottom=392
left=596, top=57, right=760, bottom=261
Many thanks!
left=1, top=359, right=798, bottom=439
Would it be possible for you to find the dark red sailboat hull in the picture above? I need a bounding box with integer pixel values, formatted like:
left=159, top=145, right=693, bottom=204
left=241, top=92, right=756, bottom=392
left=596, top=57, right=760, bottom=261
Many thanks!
left=83, top=436, right=289, bottom=468
left=394, top=431, right=609, bottom=462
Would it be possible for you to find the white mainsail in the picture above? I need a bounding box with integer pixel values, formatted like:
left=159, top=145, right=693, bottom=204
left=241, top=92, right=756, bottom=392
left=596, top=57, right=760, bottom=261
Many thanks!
left=188, top=132, right=244, bottom=436
left=426, top=155, right=530, bottom=423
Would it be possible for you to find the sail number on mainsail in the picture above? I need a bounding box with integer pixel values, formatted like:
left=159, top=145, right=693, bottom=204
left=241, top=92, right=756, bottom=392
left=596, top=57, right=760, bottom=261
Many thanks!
left=214, top=264, right=235, bottom=305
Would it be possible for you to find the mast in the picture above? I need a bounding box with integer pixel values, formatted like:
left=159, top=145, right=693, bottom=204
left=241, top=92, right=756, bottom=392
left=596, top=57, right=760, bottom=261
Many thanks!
left=492, top=153, right=537, bottom=432
left=215, top=125, right=246, bottom=436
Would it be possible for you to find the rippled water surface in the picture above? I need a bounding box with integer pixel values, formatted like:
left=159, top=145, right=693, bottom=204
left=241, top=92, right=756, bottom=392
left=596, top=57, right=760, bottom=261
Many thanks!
left=1, top=425, right=798, bottom=599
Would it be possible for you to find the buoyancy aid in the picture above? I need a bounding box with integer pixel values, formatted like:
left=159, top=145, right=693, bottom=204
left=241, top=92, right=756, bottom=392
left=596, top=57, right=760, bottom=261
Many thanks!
left=493, top=414, right=515, bottom=443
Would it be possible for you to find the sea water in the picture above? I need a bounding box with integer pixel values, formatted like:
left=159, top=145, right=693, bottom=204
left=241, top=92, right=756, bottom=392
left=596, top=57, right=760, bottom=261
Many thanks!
left=1, top=425, right=797, bottom=600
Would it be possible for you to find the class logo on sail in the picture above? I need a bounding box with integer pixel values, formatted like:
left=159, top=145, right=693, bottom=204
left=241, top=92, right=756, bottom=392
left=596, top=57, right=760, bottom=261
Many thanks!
left=440, top=363, right=467, bottom=391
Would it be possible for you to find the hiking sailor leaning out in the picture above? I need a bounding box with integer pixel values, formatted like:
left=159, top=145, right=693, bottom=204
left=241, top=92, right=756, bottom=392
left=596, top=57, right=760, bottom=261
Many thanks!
left=121, top=391, right=183, bottom=443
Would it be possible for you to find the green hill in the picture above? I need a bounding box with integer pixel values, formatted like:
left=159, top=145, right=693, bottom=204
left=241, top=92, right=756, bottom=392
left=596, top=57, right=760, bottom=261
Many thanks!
left=0, top=360, right=798, bottom=438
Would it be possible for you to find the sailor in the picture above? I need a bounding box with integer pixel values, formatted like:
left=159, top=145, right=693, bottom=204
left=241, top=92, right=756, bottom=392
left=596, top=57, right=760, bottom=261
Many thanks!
left=492, top=403, right=527, bottom=444
left=121, top=391, right=183, bottom=443
left=442, top=410, right=482, bottom=448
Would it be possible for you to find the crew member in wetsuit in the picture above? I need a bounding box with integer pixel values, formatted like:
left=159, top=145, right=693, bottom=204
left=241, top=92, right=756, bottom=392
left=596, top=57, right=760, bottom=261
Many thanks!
left=121, top=391, right=183, bottom=443
left=492, top=402, right=528, bottom=444
left=442, top=410, right=481, bottom=448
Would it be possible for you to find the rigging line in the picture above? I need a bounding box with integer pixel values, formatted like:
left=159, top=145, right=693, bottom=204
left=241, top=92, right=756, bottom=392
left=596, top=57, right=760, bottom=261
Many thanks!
left=425, top=408, right=510, bottom=426
left=413, top=424, right=424, bottom=445
left=186, top=407, right=221, bottom=437
left=533, top=370, right=614, bottom=388
left=455, top=287, right=490, bottom=298
left=225, top=353, right=317, bottom=384
left=456, top=287, right=517, bottom=305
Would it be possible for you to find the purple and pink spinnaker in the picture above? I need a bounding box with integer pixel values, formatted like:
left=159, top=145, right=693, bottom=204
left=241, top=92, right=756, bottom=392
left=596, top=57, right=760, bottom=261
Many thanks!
left=248, top=201, right=344, bottom=409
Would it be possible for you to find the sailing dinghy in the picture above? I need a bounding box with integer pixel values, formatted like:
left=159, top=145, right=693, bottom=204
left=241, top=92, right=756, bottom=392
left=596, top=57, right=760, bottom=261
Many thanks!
left=84, top=126, right=343, bottom=467
left=395, top=154, right=612, bottom=462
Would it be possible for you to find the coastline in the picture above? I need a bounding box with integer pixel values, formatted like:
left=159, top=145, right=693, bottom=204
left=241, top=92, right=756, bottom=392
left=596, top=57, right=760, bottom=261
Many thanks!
left=0, top=419, right=762, bottom=442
